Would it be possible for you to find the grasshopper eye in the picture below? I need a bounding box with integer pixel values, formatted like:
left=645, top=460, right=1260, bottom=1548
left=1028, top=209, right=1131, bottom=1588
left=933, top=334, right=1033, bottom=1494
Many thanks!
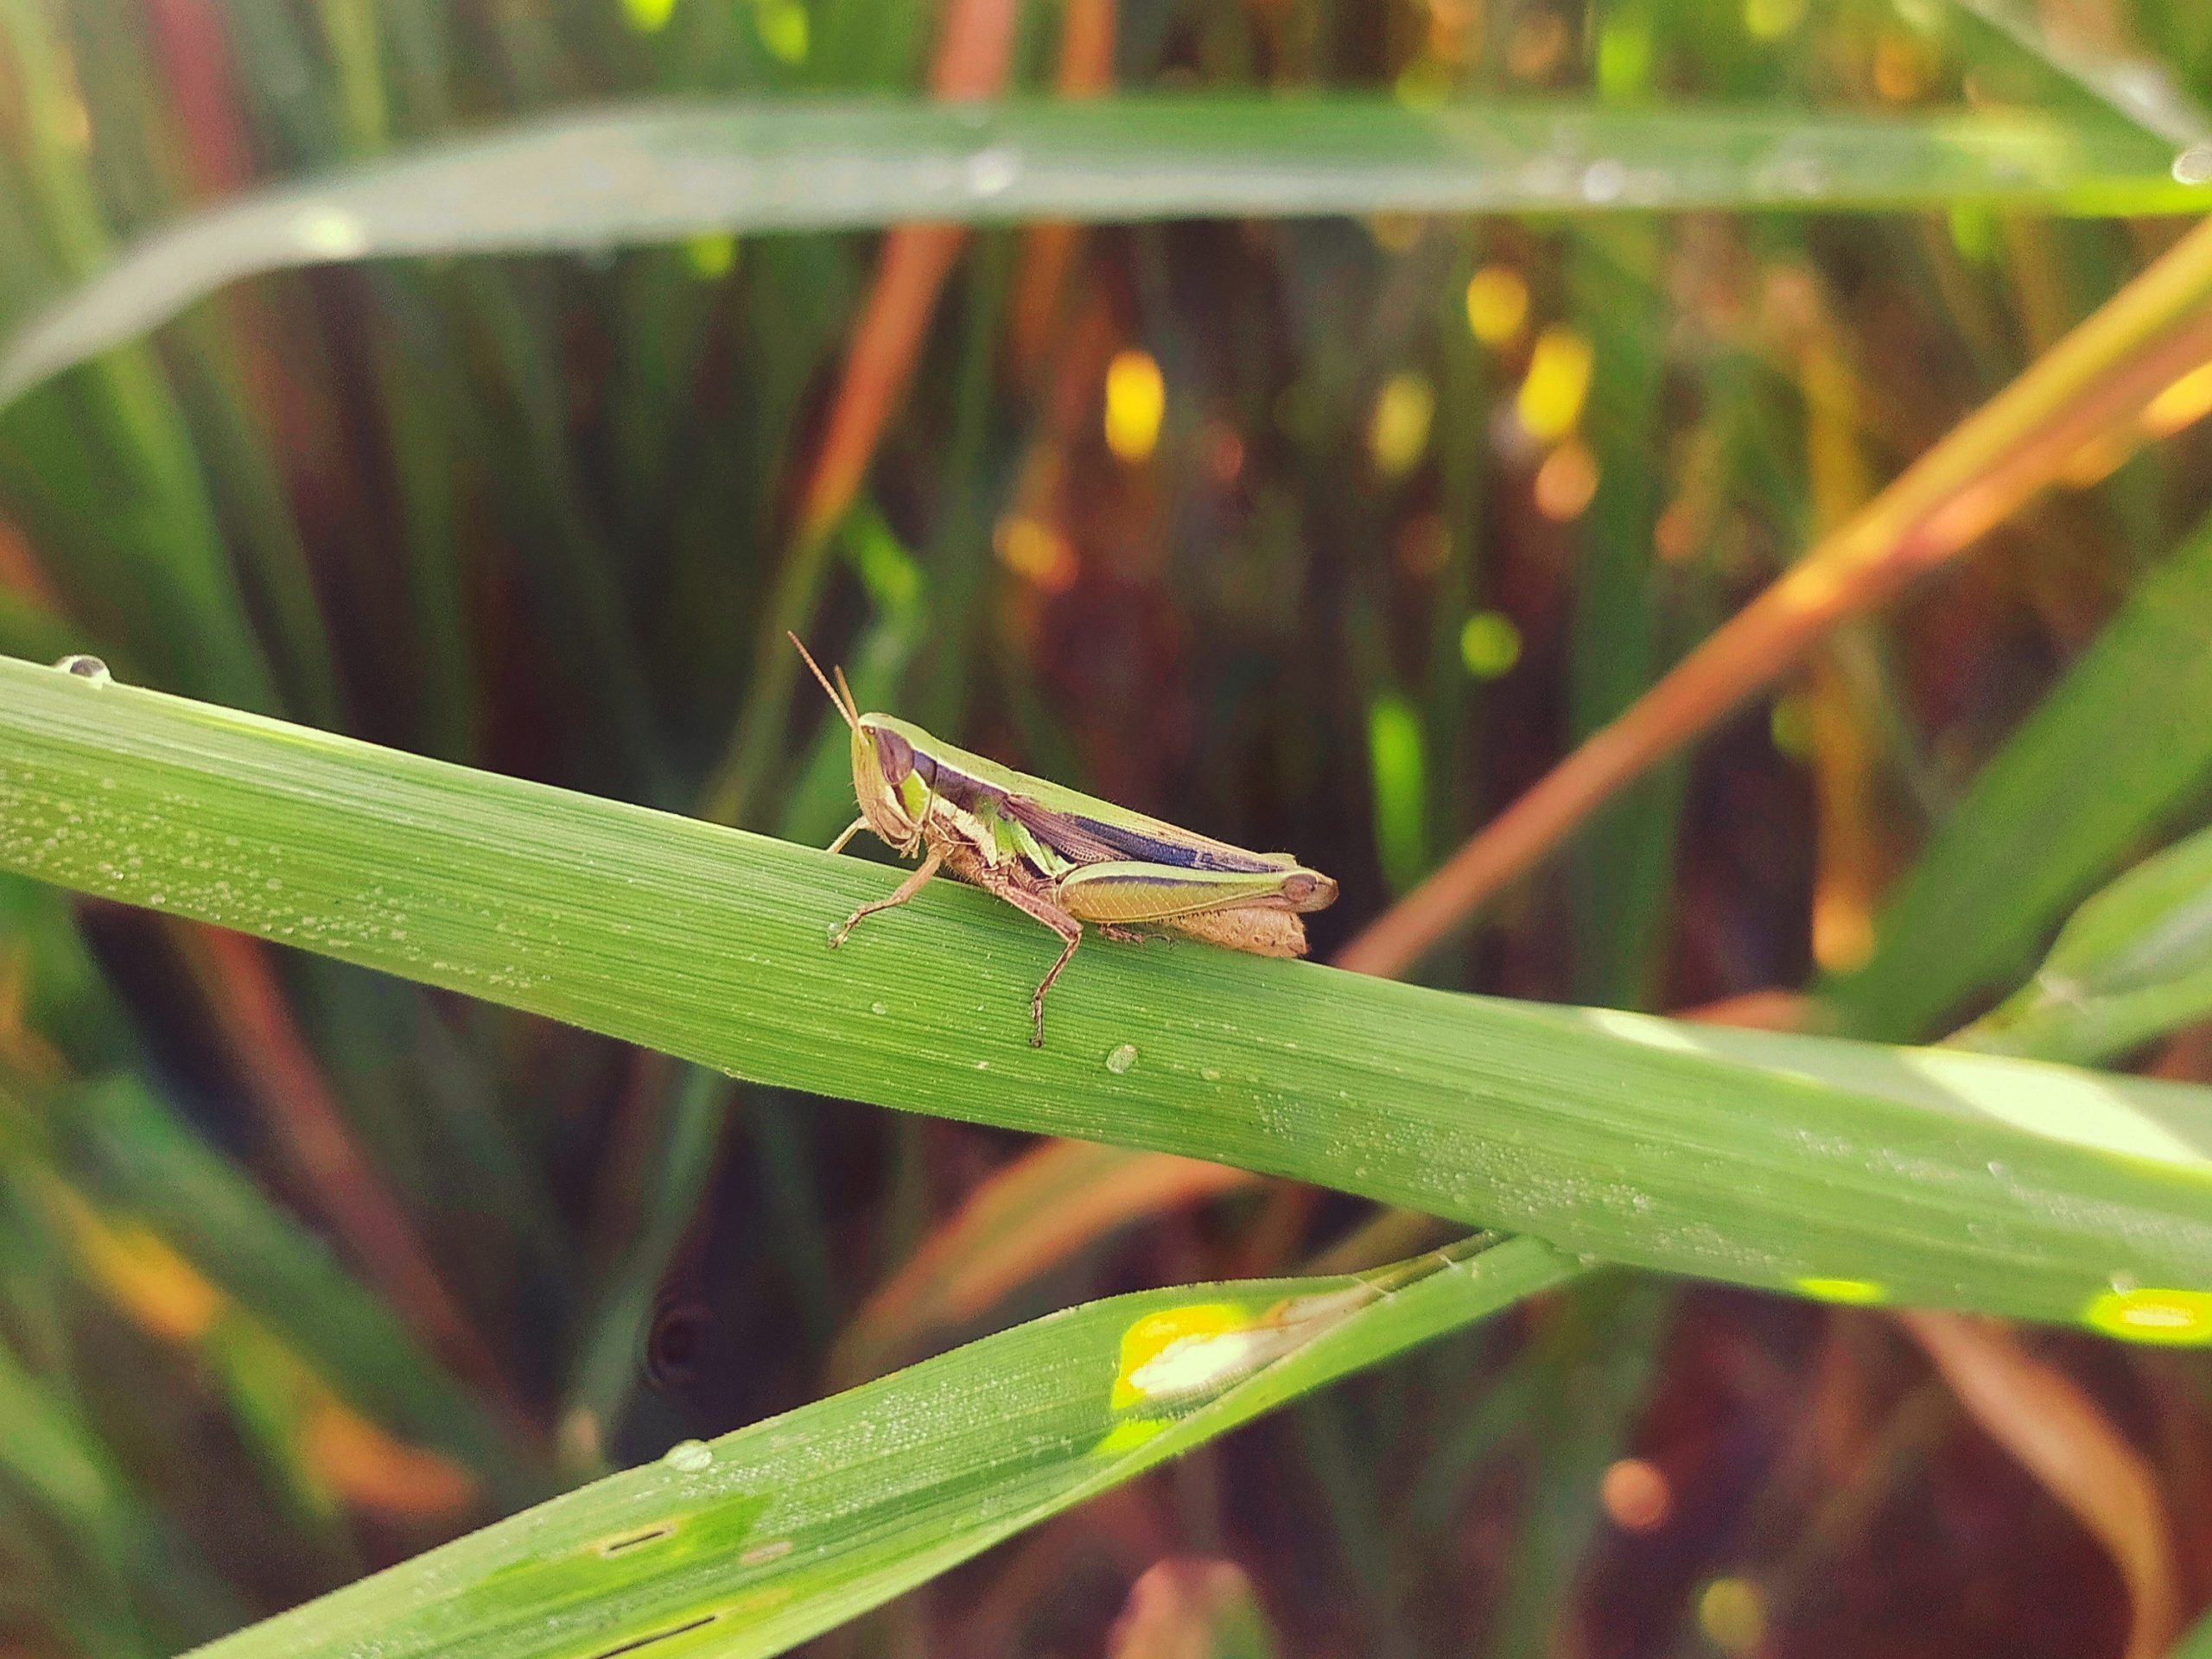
left=1282, top=874, right=1318, bottom=903
left=871, top=728, right=915, bottom=784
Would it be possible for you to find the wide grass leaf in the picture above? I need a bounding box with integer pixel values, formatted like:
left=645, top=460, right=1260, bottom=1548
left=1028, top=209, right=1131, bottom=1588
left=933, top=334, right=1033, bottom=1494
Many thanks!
left=2, top=95, right=2203, bottom=406
left=0, top=658, right=2209, bottom=1339
left=1825, top=510, right=2212, bottom=1040
left=185, top=1236, right=1574, bottom=1659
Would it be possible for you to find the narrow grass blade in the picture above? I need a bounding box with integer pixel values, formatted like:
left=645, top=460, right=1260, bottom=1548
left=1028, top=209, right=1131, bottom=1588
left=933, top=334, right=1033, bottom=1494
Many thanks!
left=185, top=1236, right=1574, bottom=1659
left=56, top=1075, right=520, bottom=1484
left=0, top=659, right=2209, bottom=1339
left=1955, top=822, right=2212, bottom=1067
left=1826, top=510, right=2212, bottom=1039
left=3, top=95, right=2204, bottom=407
left=1563, top=224, right=1686, bottom=1009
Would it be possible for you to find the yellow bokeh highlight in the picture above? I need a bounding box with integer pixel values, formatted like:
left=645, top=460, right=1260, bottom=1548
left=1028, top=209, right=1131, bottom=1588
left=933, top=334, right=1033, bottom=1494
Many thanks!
left=1367, top=213, right=1425, bottom=254
left=1516, top=327, right=1594, bottom=442
left=1794, top=1275, right=1887, bottom=1306
left=1104, top=349, right=1166, bottom=462
left=620, top=0, right=677, bottom=32
left=2145, top=360, right=2212, bottom=436
left=1768, top=692, right=1815, bottom=760
left=1596, top=17, right=1654, bottom=99
left=1812, top=889, right=1876, bottom=975
left=683, top=233, right=736, bottom=280
left=1465, top=265, right=1529, bottom=346
left=2082, top=1286, right=2212, bottom=1346
left=994, top=516, right=1079, bottom=593
left=1743, top=0, right=1806, bottom=40
left=1872, top=32, right=1935, bottom=103
left=1948, top=203, right=1999, bottom=265
left=1698, top=1578, right=1766, bottom=1655
left=1459, top=610, right=1522, bottom=680
left=1533, top=440, right=1600, bottom=520
left=754, top=0, right=809, bottom=64
left=1369, top=373, right=1435, bottom=477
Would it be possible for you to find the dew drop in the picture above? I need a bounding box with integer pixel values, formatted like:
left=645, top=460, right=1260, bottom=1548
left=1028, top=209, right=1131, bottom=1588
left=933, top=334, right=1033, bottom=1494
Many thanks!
left=964, top=147, right=1020, bottom=198
left=293, top=205, right=368, bottom=258
left=53, top=654, right=111, bottom=685
left=662, top=1439, right=713, bottom=1472
left=1104, top=1042, right=1138, bottom=1075
left=870, top=1001, right=887, bottom=1016
left=2174, top=143, right=2212, bottom=186
left=1580, top=159, right=1626, bottom=203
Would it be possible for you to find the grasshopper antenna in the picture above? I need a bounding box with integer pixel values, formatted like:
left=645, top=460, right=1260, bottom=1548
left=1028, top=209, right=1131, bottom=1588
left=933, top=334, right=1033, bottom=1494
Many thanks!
left=788, top=632, right=858, bottom=730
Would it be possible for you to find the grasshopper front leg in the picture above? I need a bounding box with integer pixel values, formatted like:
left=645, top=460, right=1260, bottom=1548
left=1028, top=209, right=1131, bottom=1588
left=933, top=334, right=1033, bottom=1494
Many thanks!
left=829, top=849, right=944, bottom=948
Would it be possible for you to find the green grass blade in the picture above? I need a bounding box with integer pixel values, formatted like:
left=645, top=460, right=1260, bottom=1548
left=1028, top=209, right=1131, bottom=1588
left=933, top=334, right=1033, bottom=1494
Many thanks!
left=55, top=1075, right=521, bottom=1485
left=1564, top=223, right=1687, bottom=1010
left=1955, top=821, right=2212, bottom=1067
left=2, top=94, right=2204, bottom=407
left=185, top=1235, right=1574, bottom=1659
left=0, top=659, right=2209, bottom=1338
left=1825, top=507, right=2212, bottom=1040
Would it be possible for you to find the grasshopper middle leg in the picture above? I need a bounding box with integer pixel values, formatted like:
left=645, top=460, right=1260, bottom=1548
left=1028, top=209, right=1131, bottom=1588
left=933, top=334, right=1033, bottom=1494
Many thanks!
left=975, top=868, right=1084, bottom=1047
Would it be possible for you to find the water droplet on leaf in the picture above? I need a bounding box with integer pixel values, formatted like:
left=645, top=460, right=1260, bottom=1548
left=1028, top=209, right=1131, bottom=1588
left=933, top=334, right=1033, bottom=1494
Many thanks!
left=964, top=147, right=1020, bottom=197
left=662, top=1439, right=713, bottom=1472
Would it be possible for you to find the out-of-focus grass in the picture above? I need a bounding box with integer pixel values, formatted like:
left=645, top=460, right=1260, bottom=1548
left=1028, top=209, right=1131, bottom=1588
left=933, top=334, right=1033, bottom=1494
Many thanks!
left=2, top=2, right=2212, bottom=1656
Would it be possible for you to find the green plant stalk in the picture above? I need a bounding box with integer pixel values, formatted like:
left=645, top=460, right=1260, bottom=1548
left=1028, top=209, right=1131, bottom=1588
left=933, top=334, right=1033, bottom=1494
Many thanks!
left=0, top=658, right=2209, bottom=1337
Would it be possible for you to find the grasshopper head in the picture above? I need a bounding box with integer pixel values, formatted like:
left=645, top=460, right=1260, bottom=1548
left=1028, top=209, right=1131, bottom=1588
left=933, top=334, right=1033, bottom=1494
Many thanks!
left=790, top=632, right=930, bottom=851
left=852, top=715, right=928, bottom=846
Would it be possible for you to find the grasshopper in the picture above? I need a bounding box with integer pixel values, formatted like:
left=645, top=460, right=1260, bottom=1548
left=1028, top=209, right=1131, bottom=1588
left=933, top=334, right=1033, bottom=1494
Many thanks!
left=791, top=635, right=1338, bottom=1046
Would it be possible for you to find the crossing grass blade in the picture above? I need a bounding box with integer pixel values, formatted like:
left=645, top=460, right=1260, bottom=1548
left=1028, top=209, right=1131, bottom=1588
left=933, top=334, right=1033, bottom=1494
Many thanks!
left=1955, top=822, right=2212, bottom=1068
left=2, top=94, right=2203, bottom=408
left=0, top=658, right=2209, bottom=1343
left=183, top=1235, right=1576, bottom=1659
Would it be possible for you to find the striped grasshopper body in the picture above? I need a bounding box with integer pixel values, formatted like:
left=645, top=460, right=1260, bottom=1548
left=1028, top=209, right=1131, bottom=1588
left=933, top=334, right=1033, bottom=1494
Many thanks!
left=792, top=636, right=1338, bottom=1046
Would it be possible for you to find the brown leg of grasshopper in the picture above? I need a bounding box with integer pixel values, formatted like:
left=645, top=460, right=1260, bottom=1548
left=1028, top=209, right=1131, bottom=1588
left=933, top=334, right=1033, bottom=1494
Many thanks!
left=830, top=849, right=944, bottom=948
left=825, top=815, right=868, bottom=855
left=976, top=868, right=1084, bottom=1046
